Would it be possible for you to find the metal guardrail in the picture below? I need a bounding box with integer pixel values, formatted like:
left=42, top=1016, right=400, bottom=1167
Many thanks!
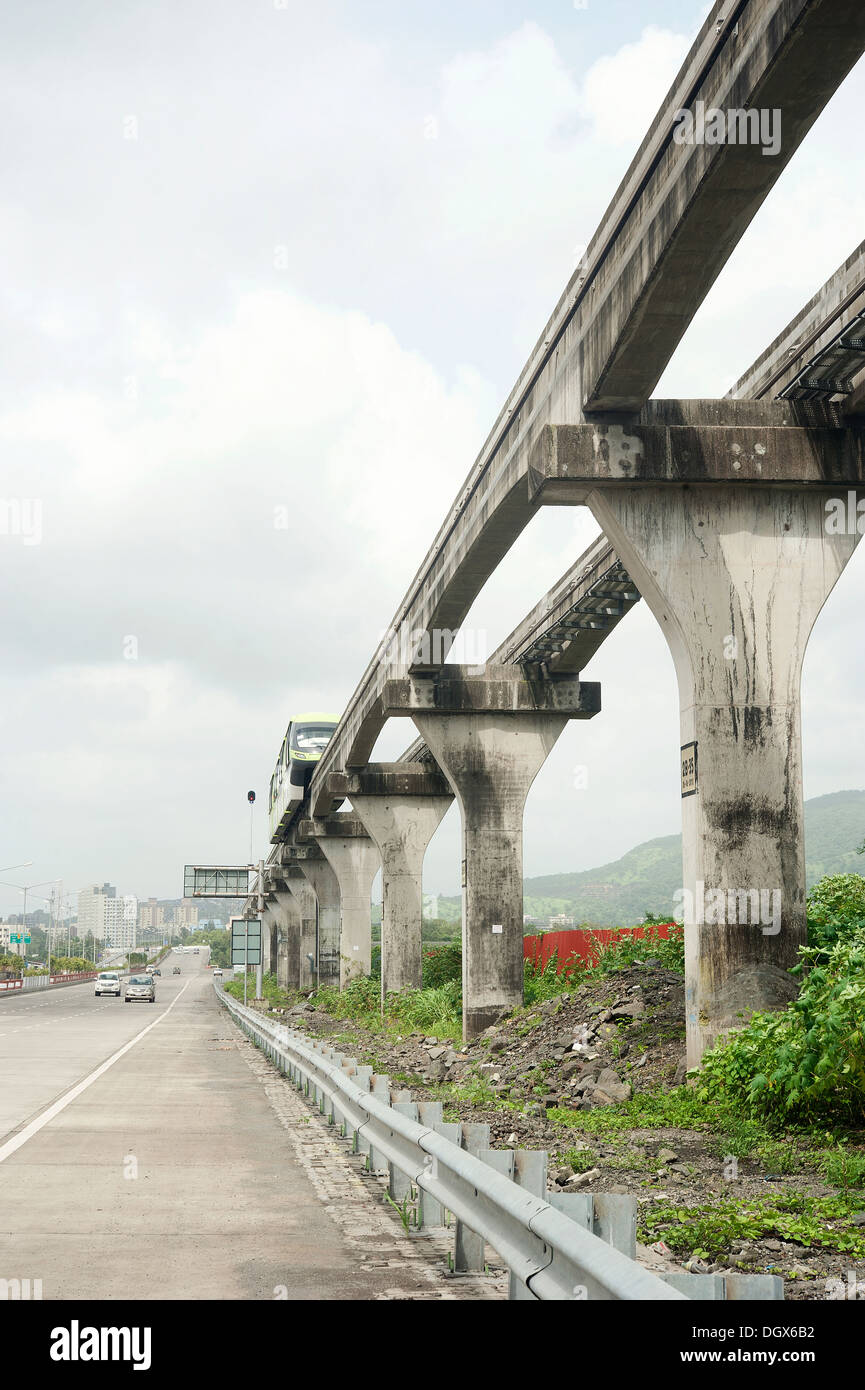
left=219, top=990, right=693, bottom=1301
left=0, top=971, right=99, bottom=995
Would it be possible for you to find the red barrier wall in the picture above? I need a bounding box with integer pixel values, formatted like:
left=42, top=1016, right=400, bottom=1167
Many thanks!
left=523, top=923, right=674, bottom=974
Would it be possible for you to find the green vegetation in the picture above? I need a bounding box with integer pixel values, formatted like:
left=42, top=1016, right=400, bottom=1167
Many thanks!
left=314, top=976, right=462, bottom=1039
left=696, top=924, right=865, bottom=1125
left=183, top=927, right=231, bottom=967
left=639, top=1192, right=865, bottom=1262
left=806, top=872, right=865, bottom=951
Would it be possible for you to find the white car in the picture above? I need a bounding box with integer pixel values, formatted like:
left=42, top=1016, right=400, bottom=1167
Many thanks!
left=95, top=971, right=121, bottom=997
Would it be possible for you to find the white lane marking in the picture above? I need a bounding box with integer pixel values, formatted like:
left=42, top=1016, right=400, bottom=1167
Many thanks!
left=0, top=982, right=192, bottom=1165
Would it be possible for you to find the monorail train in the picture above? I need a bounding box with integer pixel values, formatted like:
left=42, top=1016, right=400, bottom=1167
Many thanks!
left=268, top=711, right=339, bottom=842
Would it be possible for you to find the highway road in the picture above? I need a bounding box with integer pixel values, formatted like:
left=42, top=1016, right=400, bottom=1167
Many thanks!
left=0, top=952, right=499, bottom=1300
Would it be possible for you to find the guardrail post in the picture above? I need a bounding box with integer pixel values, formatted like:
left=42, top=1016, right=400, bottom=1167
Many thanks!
left=418, top=1120, right=459, bottom=1230
left=508, top=1151, right=548, bottom=1299
left=724, top=1274, right=785, bottom=1300
left=365, top=1076, right=391, bottom=1172
left=662, top=1273, right=727, bottom=1300
left=389, top=1102, right=419, bottom=1205
left=453, top=1123, right=491, bottom=1273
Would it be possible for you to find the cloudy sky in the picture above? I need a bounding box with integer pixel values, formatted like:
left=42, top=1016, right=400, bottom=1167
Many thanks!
left=2, top=0, right=864, bottom=919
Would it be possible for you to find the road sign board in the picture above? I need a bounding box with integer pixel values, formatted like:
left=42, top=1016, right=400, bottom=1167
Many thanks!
left=184, top=865, right=252, bottom=898
left=230, top=917, right=261, bottom=966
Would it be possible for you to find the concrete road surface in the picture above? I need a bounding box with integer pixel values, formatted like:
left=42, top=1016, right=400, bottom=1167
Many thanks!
left=0, top=951, right=501, bottom=1300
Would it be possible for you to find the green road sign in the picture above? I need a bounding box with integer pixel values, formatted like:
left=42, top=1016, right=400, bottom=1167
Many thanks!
left=230, top=917, right=261, bottom=966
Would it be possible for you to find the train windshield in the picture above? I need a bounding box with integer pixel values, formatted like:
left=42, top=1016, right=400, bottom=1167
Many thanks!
left=291, top=723, right=336, bottom=753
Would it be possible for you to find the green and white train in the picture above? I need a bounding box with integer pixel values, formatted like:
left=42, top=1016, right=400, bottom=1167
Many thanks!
left=268, top=711, right=339, bottom=842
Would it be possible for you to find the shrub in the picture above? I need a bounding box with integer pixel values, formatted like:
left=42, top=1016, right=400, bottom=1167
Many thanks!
left=697, top=926, right=865, bottom=1124
left=584, top=922, right=685, bottom=977
left=806, top=873, right=865, bottom=951
left=524, top=954, right=572, bottom=1005
left=422, top=941, right=462, bottom=989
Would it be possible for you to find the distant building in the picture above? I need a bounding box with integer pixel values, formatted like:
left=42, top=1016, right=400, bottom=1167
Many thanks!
left=77, top=883, right=117, bottom=944
left=548, top=913, right=575, bottom=929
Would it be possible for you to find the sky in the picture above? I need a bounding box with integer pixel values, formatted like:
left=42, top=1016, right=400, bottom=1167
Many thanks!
left=1, top=0, right=864, bottom=918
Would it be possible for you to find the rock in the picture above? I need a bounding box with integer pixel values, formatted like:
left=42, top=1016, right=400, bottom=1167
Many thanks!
left=552, top=1166, right=573, bottom=1186
left=556, top=1034, right=576, bottom=1050
left=489, top=1038, right=507, bottom=1053
left=672, top=1056, right=689, bottom=1086
left=610, top=1000, right=645, bottom=1019
left=561, top=1058, right=584, bottom=1080
left=633, top=1054, right=648, bottom=1069
left=596, top=1067, right=622, bottom=1089
left=657, top=1147, right=678, bottom=1164
left=427, top=1045, right=446, bottom=1061
left=850, top=1214, right=865, bottom=1227
left=565, top=1168, right=601, bottom=1189
left=593, top=1082, right=633, bottom=1104
left=505, top=1132, right=519, bottom=1146
left=762, top=1239, right=784, bottom=1252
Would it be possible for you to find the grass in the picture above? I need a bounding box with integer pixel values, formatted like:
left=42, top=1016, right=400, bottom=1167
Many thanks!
left=639, top=1191, right=865, bottom=1262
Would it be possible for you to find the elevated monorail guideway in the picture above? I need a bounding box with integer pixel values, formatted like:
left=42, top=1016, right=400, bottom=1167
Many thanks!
left=728, top=237, right=865, bottom=406
left=309, top=0, right=865, bottom=800
left=253, top=2, right=865, bottom=1053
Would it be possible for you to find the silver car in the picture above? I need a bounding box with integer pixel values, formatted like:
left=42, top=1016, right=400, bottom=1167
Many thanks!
left=125, top=973, right=155, bottom=1003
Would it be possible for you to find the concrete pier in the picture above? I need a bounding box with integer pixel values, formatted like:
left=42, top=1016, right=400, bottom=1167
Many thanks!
left=531, top=410, right=864, bottom=1061
left=382, top=667, right=600, bottom=1038
left=330, top=765, right=453, bottom=1003
left=294, top=850, right=341, bottom=990
left=284, top=867, right=318, bottom=990
left=298, top=818, right=380, bottom=986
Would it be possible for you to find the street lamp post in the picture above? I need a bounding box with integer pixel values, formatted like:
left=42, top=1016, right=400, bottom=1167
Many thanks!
left=0, top=879, right=62, bottom=970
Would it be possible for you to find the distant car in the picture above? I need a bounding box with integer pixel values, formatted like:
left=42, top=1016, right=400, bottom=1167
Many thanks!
left=213, top=968, right=223, bottom=978
left=173, top=965, right=181, bottom=975
left=150, top=967, right=161, bottom=976
left=125, top=974, right=155, bottom=1003
left=95, top=971, right=121, bottom=998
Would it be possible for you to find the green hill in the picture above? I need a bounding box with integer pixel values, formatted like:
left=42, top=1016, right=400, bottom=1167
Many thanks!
left=435, top=789, right=865, bottom=928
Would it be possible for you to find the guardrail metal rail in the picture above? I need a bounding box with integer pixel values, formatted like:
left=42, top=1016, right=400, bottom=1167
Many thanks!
left=218, top=989, right=783, bottom=1303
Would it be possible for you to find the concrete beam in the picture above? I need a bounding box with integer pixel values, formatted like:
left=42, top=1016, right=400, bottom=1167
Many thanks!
left=581, top=0, right=865, bottom=410
left=529, top=419, right=865, bottom=503
left=729, top=237, right=865, bottom=402
left=380, top=667, right=601, bottom=718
